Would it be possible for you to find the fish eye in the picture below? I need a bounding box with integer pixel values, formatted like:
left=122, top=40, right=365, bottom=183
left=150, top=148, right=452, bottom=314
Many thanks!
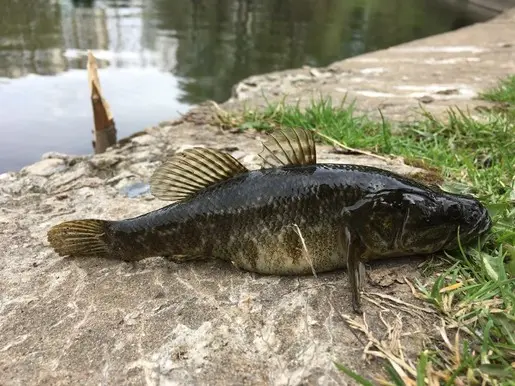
left=447, top=203, right=462, bottom=220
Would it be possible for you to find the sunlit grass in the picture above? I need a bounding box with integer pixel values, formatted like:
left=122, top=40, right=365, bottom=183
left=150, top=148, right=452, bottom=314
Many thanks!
left=226, top=78, right=515, bottom=384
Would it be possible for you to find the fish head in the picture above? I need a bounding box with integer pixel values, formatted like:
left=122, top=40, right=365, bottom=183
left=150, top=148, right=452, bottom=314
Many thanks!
left=353, top=189, right=492, bottom=256
left=434, top=192, right=492, bottom=248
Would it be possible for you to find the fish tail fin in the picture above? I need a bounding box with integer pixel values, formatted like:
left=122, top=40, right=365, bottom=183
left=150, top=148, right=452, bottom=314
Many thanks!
left=47, top=219, right=113, bottom=258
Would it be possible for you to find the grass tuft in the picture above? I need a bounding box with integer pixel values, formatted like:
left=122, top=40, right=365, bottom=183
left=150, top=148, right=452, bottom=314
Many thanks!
left=480, top=75, right=515, bottom=105
left=231, top=77, right=515, bottom=384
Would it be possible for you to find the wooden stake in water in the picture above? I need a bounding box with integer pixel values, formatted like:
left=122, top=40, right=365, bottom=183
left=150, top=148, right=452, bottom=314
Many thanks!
left=87, top=51, right=117, bottom=154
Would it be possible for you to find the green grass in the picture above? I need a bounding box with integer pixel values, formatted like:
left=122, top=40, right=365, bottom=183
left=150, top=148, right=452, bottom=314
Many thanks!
left=230, top=79, right=515, bottom=384
left=481, top=75, right=515, bottom=105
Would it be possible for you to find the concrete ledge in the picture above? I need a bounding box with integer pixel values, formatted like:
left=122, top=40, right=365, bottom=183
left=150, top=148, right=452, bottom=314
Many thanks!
left=438, top=0, right=515, bottom=20
left=228, top=8, right=515, bottom=123
left=452, top=0, right=515, bottom=14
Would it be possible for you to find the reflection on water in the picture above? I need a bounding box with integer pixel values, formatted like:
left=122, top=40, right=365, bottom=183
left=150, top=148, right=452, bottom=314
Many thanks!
left=0, top=0, right=486, bottom=172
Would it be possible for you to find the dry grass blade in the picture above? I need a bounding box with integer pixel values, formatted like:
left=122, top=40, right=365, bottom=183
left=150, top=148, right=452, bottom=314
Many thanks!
left=437, top=320, right=454, bottom=352
left=314, top=130, right=390, bottom=161
left=339, top=312, right=418, bottom=379
left=208, top=100, right=243, bottom=127
left=364, top=296, right=389, bottom=311
left=367, top=292, right=436, bottom=314
left=439, top=282, right=464, bottom=293
left=404, top=277, right=427, bottom=300
left=292, top=224, right=318, bottom=278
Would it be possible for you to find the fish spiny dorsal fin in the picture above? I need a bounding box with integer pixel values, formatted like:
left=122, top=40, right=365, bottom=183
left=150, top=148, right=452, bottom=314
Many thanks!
left=150, top=147, right=248, bottom=202
left=258, top=127, right=317, bottom=168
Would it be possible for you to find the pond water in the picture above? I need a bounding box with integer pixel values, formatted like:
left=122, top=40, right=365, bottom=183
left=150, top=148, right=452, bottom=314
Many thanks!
left=0, top=0, right=487, bottom=172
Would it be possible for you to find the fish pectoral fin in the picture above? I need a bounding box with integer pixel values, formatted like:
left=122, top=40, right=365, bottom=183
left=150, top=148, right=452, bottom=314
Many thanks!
left=258, top=127, right=317, bottom=167
left=347, top=252, right=366, bottom=314
left=150, top=147, right=248, bottom=202
left=342, top=227, right=367, bottom=314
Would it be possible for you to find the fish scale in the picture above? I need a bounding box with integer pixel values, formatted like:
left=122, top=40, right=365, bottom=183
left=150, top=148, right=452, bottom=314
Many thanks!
left=47, top=128, right=492, bottom=313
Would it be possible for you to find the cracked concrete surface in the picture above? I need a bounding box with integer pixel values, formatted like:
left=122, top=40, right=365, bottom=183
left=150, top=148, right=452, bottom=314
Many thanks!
left=1, top=8, right=514, bottom=386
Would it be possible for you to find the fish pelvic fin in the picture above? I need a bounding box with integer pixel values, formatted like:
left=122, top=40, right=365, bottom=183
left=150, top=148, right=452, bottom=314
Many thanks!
left=150, top=147, right=248, bottom=202
left=47, top=219, right=112, bottom=258
left=258, top=127, right=317, bottom=168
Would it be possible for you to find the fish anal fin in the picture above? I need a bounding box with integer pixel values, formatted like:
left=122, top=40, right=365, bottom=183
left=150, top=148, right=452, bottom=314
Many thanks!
left=258, top=127, right=317, bottom=168
left=150, top=148, right=248, bottom=202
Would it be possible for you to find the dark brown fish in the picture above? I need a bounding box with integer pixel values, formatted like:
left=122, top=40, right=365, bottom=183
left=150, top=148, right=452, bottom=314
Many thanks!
left=47, top=128, right=491, bottom=312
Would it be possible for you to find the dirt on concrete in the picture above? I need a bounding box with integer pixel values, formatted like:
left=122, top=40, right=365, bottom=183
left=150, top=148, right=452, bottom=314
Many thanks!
left=1, top=8, right=514, bottom=386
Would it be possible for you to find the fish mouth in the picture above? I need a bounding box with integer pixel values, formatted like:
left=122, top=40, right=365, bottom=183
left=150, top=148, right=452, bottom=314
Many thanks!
left=466, top=206, right=492, bottom=241
left=476, top=207, right=492, bottom=234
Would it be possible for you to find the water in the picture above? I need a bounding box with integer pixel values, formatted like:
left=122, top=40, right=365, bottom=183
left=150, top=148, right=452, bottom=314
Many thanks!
left=0, top=0, right=487, bottom=173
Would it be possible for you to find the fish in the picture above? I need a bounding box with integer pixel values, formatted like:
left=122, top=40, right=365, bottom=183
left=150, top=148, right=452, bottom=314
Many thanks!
left=47, top=127, right=492, bottom=313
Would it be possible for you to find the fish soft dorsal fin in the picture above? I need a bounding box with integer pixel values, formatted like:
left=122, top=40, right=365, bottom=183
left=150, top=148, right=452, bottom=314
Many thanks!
left=150, top=147, right=248, bottom=201
left=258, top=127, right=317, bottom=167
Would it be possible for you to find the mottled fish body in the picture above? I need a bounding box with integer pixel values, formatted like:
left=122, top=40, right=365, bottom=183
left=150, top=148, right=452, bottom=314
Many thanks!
left=48, top=128, right=492, bottom=312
